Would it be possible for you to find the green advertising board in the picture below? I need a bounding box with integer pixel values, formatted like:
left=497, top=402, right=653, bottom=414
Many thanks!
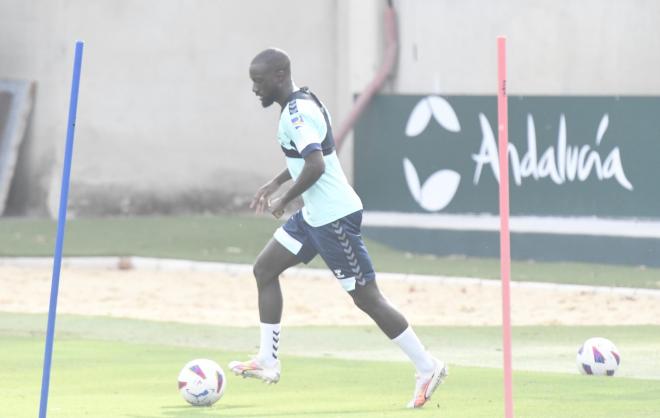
left=354, top=95, right=660, bottom=266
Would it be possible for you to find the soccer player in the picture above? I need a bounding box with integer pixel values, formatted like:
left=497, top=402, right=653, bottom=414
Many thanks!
left=229, top=48, right=447, bottom=408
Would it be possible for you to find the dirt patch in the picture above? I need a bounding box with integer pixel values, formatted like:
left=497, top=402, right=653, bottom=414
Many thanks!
left=1, top=265, right=659, bottom=326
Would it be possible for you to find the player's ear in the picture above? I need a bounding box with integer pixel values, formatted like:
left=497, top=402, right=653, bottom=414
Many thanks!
left=274, top=69, right=286, bottom=83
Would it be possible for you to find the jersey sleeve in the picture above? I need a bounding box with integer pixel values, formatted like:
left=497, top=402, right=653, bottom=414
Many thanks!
left=285, top=99, right=327, bottom=158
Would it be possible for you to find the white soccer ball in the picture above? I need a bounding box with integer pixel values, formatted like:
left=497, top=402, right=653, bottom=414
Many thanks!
left=576, top=337, right=620, bottom=376
left=178, top=358, right=226, bottom=406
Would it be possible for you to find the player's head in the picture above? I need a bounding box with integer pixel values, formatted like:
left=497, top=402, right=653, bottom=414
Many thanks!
left=249, top=48, right=292, bottom=108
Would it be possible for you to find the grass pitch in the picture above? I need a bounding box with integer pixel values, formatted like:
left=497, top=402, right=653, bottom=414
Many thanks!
left=1, top=313, right=659, bottom=418
left=1, top=214, right=659, bottom=416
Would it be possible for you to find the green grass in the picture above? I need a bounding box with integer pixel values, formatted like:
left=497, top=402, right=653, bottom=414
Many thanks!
left=2, top=215, right=658, bottom=416
left=3, top=313, right=660, bottom=379
left=0, top=214, right=659, bottom=288
left=1, top=313, right=659, bottom=418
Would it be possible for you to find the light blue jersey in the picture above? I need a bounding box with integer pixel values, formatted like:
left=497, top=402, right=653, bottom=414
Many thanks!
left=277, top=88, right=362, bottom=227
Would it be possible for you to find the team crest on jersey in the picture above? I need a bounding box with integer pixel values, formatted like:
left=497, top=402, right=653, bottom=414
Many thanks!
left=291, top=114, right=305, bottom=129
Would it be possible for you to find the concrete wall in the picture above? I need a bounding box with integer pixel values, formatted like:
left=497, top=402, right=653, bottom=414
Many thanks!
left=0, top=0, right=658, bottom=217
left=393, top=0, right=660, bottom=94
left=0, top=0, right=352, bottom=216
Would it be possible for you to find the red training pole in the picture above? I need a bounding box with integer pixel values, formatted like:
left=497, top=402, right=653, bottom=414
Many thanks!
left=497, top=36, right=514, bottom=418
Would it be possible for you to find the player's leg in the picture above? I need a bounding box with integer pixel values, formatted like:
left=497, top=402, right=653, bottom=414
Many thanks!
left=230, top=210, right=317, bottom=383
left=229, top=239, right=299, bottom=383
left=349, top=280, right=447, bottom=408
left=253, top=238, right=300, bottom=324
left=348, top=279, right=406, bottom=337
left=348, top=279, right=438, bottom=378
left=311, top=210, right=447, bottom=407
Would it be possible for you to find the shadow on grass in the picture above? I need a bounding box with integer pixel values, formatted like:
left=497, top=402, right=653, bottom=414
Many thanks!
left=125, top=403, right=404, bottom=417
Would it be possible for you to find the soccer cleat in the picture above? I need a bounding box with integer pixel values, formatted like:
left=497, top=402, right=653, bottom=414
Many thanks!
left=228, top=358, right=281, bottom=384
left=406, top=358, right=448, bottom=409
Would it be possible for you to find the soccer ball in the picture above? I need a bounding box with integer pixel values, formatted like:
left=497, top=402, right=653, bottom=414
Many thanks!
left=178, top=358, right=226, bottom=406
left=576, top=337, right=620, bottom=376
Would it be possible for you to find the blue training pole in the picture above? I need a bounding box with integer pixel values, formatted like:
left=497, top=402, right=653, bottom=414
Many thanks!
left=38, top=40, right=84, bottom=418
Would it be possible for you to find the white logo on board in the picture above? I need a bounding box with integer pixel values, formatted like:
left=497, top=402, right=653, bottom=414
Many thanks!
left=404, top=96, right=462, bottom=212
left=403, top=96, right=633, bottom=212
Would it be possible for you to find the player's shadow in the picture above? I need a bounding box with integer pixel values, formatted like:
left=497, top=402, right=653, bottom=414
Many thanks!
left=144, top=404, right=396, bottom=417
left=126, top=403, right=250, bottom=417
left=128, top=403, right=398, bottom=418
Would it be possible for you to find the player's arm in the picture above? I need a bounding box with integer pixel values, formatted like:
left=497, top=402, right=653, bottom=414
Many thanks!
left=272, top=168, right=292, bottom=185
left=269, top=150, right=325, bottom=218
left=268, top=99, right=326, bottom=218
left=251, top=168, right=292, bottom=213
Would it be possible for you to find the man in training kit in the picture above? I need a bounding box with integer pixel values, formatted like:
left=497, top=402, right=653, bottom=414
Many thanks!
left=229, top=48, right=447, bottom=408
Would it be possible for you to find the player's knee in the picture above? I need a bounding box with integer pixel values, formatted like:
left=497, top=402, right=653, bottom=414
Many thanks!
left=351, top=288, right=384, bottom=314
left=351, top=293, right=368, bottom=312
left=253, top=259, right=272, bottom=286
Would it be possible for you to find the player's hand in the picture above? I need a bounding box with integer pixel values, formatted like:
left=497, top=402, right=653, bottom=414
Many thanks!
left=250, top=181, right=279, bottom=214
left=268, top=197, right=286, bottom=219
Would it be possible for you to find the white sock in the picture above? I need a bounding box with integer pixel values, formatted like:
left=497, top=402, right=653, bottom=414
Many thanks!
left=392, top=326, right=435, bottom=376
left=257, top=322, right=281, bottom=367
